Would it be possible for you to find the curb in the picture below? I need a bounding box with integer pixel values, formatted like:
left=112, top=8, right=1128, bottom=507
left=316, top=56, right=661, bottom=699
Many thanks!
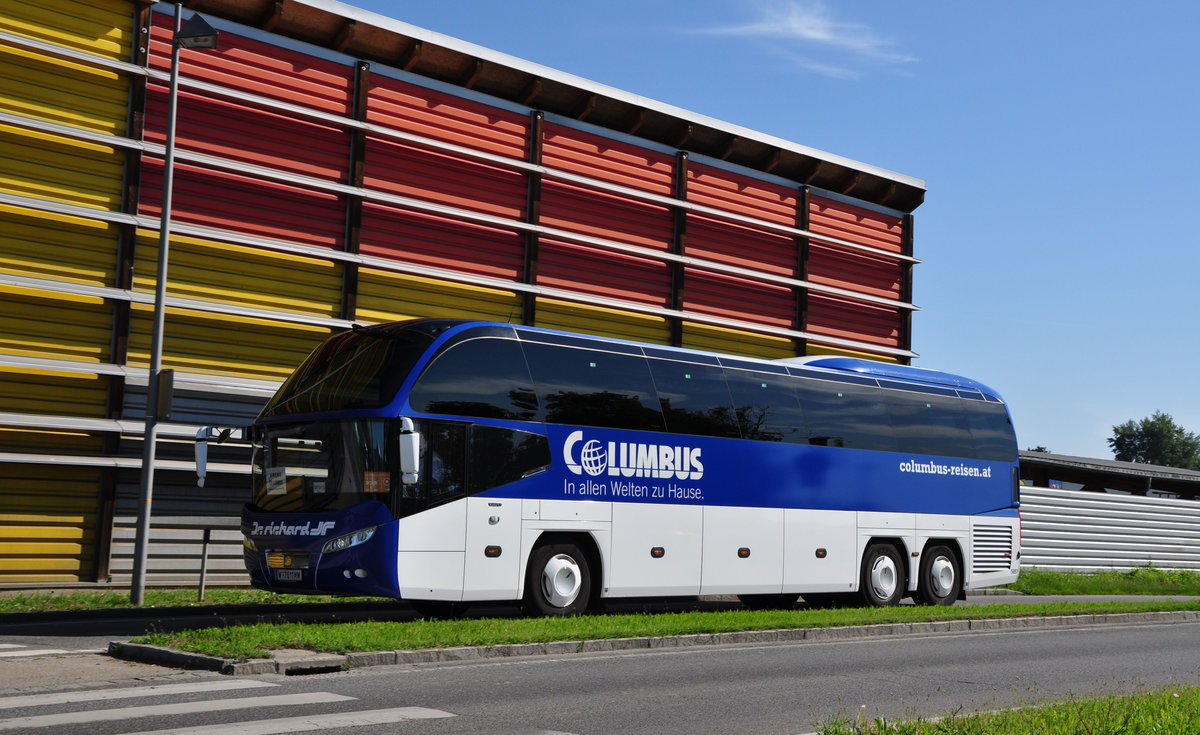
left=107, top=609, right=1200, bottom=676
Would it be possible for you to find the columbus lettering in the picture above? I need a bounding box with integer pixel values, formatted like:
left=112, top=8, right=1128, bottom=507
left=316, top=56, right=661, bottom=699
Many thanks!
left=563, top=430, right=704, bottom=481
left=898, top=459, right=992, bottom=479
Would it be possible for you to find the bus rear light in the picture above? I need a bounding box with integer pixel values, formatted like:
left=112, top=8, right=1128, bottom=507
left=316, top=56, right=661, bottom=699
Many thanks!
left=321, top=526, right=377, bottom=554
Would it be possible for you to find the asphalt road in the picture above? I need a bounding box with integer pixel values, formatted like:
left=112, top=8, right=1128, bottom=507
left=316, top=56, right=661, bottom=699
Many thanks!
left=3, top=616, right=1199, bottom=734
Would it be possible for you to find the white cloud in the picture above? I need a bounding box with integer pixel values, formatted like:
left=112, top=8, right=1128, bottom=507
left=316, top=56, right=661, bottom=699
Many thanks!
left=694, top=0, right=916, bottom=78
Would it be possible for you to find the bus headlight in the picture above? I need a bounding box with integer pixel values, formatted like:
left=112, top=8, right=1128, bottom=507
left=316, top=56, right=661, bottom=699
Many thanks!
left=321, top=526, right=377, bottom=554
left=243, top=535, right=258, bottom=551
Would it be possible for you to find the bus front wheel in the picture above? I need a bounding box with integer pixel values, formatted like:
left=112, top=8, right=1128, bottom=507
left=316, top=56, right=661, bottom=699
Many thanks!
left=915, top=544, right=961, bottom=606
left=524, top=543, right=591, bottom=616
left=858, top=544, right=904, bottom=606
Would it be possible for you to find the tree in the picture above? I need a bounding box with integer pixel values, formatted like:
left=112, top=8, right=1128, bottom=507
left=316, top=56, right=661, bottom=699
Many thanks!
left=1107, top=411, right=1200, bottom=469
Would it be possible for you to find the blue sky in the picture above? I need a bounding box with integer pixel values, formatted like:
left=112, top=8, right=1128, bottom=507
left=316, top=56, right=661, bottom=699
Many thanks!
left=349, top=0, right=1200, bottom=459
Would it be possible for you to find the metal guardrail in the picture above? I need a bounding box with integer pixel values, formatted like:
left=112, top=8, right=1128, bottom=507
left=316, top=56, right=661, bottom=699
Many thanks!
left=1020, top=485, right=1200, bottom=571
left=108, top=515, right=247, bottom=595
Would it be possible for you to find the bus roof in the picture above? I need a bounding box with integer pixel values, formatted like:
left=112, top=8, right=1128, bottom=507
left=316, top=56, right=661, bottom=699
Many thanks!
left=403, top=319, right=1008, bottom=404
left=779, top=356, right=1004, bottom=400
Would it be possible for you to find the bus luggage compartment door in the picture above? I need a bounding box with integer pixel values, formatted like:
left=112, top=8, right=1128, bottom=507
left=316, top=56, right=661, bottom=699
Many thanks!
left=607, top=503, right=702, bottom=597
left=700, top=506, right=784, bottom=595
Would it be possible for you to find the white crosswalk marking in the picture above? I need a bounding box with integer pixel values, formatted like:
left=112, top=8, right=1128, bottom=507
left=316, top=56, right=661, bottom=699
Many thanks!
left=0, top=692, right=354, bottom=731
left=0, top=671, right=457, bottom=733
left=0, top=679, right=278, bottom=710
left=123, top=707, right=456, bottom=734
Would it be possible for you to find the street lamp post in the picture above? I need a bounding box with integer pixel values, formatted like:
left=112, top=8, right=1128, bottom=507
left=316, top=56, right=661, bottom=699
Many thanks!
left=130, top=5, right=219, bottom=606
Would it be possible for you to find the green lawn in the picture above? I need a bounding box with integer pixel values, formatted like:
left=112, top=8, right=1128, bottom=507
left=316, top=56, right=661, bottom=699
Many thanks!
left=817, top=684, right=1200, bottom=734
left=1008, top=566, right=1200, bottom=596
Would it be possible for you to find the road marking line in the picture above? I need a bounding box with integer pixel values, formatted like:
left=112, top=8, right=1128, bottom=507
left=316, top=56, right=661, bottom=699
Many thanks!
left=0, top=692, right=353, bottom=731
left=0, top=650, right=67, bottom=658
left=0, top=679, right=278, bottom=710
left=123, top=707, right=456, bottom=735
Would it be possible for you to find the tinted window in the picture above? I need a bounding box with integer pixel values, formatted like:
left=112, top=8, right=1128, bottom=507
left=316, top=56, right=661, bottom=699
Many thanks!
left=470, top=426, right=551, bottom=493
left=885, top=390, right=976, bottom=458
left=394, top=420, right=468, bottom=520
left=794, top=378, right=894, bottom=451
left=524, top=342, right=665, bottom=431
left=648, top=359, right=740, bottom=438
left=967, top=400, right=1018, bottom=461
left=263, top=328, right=432, bottom=416
left=409, top=338, right=540, bottom=421
left=724, top=369, right=806, bottom=442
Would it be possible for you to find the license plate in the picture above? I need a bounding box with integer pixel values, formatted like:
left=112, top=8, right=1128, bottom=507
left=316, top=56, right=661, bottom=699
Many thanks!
left=275, top=569, right=302, bottom=582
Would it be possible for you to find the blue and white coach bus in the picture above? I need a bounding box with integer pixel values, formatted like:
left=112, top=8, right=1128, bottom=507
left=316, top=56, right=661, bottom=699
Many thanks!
left=199, top=319, right=1020, bottom=615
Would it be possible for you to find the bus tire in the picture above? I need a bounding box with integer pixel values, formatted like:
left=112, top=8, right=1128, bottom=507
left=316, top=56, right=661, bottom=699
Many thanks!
left=858, top=544, right=904, bottom=607
left=524, top=543, right=591, bottom=616
left=737, top=594, right=799, bottom=610
left=915, top=544, right=961, bottom=606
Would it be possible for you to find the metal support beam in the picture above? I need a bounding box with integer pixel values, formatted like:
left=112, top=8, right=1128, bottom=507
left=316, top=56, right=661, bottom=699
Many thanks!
left=131, top=4, right=218, bottom=606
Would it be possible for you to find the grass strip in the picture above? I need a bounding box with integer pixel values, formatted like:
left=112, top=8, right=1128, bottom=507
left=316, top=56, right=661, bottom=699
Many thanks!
left=1008, top=567, right=1200, bottom=596
left=5, top=566, right=1197, bottom=615
left=816, top=683, right=1200, bottom=734
left=0, top=589, right=371, bottom=614
left=133, top=599, right=1200, bottom=661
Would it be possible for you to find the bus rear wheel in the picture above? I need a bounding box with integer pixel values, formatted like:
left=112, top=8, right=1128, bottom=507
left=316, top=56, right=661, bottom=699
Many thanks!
left=915, top=544, right=961, bottom=606
left=524, top=543, right=591, bottom=616
left=857, top=544, right=904, bottom=606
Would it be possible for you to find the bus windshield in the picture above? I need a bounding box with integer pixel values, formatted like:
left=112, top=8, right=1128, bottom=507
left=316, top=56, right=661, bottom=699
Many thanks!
left=251, top=420, right=393, bottom=513
left=261, top=325, right=435, bottom=417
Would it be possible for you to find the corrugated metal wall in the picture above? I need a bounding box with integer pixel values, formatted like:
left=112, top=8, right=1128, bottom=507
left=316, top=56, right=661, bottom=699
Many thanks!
left=1021, top=486, right=1200, bottom=572
left=0, top=0, right=925, bottom=588
left=0, top=0, right=133, bottom=584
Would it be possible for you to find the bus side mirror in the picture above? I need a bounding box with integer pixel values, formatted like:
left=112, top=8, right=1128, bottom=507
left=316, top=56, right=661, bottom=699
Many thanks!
left=399, top=417, right=420, bottom=485
left=195, top=426, right=243, bottom=488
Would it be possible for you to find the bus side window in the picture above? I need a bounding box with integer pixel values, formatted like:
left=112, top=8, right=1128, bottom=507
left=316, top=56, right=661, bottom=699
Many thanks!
left=409, top=338, right=540, bottom=421
left=966, top=399, right=1018, bottom=461
left=470, top=426, right=551, bottom=493
left=884, top=389, right=975, bottom=458
left=724, top=369, right=806, bottom=442
left=524, top=342, right=665, bottom=432
left=423, top=422, right=468, bottom=505
left=794, top=379, right=895, bottom=452
left=647, top=359, right=740, bottom=438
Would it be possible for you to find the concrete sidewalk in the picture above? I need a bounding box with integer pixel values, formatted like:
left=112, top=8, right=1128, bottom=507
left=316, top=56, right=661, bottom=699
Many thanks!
left=0, top=650, right=214, bottom=693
